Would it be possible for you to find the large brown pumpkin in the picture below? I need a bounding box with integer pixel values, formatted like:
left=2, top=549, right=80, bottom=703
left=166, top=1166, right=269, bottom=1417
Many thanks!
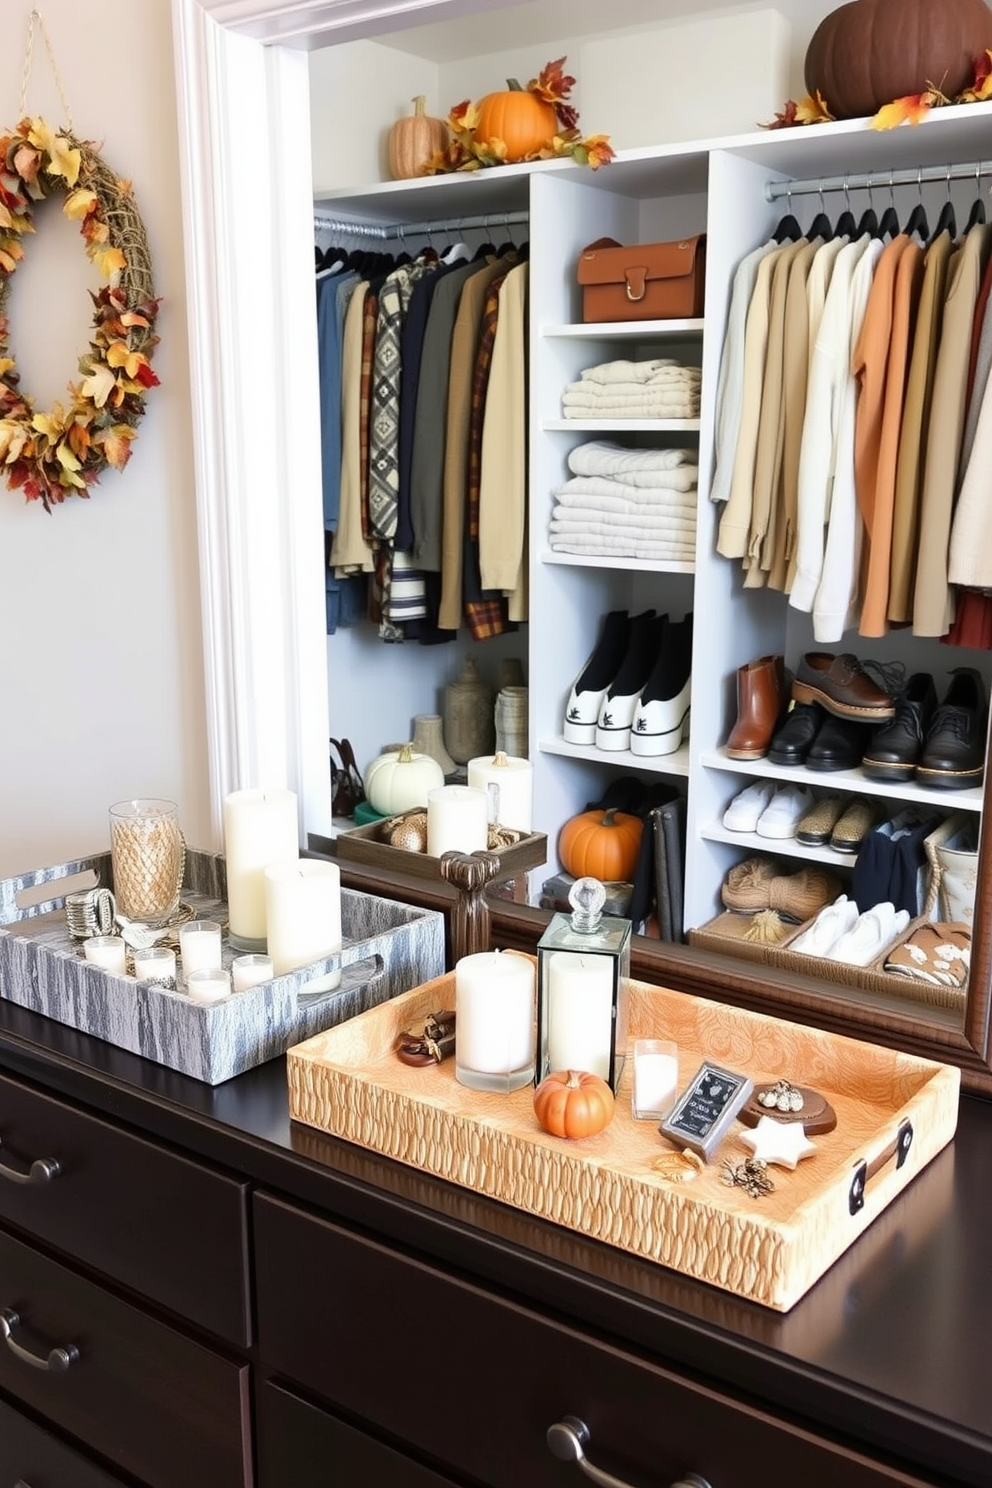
left=804, top=0, right=992, bottom=120
left=474, top=79, right=557, bottom=163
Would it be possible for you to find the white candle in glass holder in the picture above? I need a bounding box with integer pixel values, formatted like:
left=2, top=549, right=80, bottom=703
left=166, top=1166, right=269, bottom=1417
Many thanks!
left=232, top=953, right=275, bottom=992
left=466, top=754, right=533, bottom=832
left=546, top=951, right=614, bottom=1080
left=186, top=968, right=232, bottom=1005
left=179, top=920, right=223, bottom=976
left=454, top=950, right=536, bottom=1091
left=426, top=785, right=488, bottom=857
left=223, top=788, right=299, bottom=950
left=632, top=1039, right=679, bottom=1119
left=132, top=946, right=177, bottom=985
left=264, top=860, right=342, bottom=993
left=83, top=935, right=128, bottom=975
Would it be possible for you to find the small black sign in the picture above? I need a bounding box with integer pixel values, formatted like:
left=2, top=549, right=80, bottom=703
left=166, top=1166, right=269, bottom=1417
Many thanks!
left=660, top=1062, right=753, bottom=1160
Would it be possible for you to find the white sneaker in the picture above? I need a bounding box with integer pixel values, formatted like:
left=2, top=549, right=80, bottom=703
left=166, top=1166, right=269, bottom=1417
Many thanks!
left=755, top=784, right=815, bottom=840
left=826, top=903, right=911, bottom=966
left=790, top=895, right=859, bottom=957
left=722, top=779, right=777, bottom=833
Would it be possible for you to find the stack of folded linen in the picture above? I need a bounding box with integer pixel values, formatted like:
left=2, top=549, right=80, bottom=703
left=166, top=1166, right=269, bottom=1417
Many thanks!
left=549, top=441, right=698, bottom=561
left=561, top=358, right=702, bottom=421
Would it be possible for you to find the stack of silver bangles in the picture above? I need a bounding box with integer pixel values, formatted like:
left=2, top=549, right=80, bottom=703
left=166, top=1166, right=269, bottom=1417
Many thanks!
left=65, top=886, right=117, bottom=940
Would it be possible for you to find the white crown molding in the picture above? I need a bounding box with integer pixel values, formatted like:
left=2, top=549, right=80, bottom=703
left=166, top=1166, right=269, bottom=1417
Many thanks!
left=195, top=0, right=501, bottom=47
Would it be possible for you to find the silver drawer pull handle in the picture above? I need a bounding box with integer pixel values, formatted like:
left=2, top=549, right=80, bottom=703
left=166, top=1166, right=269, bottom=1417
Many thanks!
left=547, top=1417, right=712, bottom=1488
left=0, top=1138, right=60, bottom=1185
left=0, top=1308, right=79, bottom=1373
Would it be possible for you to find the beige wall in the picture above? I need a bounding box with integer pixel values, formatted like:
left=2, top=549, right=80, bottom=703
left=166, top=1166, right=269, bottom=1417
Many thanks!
left=0, top=0, right=209, bottom=878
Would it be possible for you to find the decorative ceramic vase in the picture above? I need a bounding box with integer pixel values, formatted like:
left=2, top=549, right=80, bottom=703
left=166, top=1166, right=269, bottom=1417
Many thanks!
left=412, top=713, right=457, bottom=777
left=443, top=658, right=495, bottom=765
left=495, top=685, right=529, bottom=758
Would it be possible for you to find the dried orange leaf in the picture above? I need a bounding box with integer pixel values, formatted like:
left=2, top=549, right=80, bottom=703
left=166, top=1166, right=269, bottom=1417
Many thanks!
left=795, top=90, right=834, bottom=125
left=871, top=93, right=934, bottom=129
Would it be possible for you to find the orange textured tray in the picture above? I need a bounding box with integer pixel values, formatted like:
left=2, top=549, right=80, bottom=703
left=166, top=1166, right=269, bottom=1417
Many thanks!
left=287, top=973, right=960, bottom=1310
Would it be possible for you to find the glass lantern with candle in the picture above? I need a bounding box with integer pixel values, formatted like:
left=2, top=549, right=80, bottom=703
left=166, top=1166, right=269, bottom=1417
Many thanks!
left=536, top=877, right=630, bottom=1093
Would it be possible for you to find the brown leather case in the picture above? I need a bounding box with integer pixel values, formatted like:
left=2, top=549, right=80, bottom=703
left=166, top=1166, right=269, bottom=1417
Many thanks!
left=576, top=235, right=706, bottom=322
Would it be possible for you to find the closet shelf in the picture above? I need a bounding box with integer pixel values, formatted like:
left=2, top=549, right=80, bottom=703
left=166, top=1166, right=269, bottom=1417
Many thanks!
left=541, top=319, right=705, bottom=339
left=700, top=749, right=985, bottom=814
left=540, top=736, right=691, bottom=777
left=699, top=823, right=853, bottom=869
left=542, top=418, right=701, bottom=432
left=541, top=552, right=695, bottom=574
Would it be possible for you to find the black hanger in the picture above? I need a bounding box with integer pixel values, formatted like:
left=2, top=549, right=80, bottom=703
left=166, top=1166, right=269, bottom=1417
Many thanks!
left=927, top=173, right=957, bottom=246
left=877, top=200, right=901, bottom=240
left=855, top=176, right=878, bottom=238
left=902, top=195, right=930, bottom=241
left=965, top=166, right=986, bottom=231
left=773, top=186, right=802, bottom=243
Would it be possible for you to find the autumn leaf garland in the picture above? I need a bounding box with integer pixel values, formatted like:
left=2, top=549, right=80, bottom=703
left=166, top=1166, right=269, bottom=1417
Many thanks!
left=0, top=116, right=160, bottom=511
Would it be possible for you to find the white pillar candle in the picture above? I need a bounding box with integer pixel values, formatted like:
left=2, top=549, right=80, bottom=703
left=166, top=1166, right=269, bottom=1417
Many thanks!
left=466, top=753, right=533, bottom=832
left=632, top=1039, right=679, bottom=1119
left=455, top=950, right=536, bottom=1091
left=264, top=860, right=342, bottom=993
left=223, top=789, right=299, bottom=949
left=426, top=785, right=488, bottom=857
left=132, top=946, right=177, bottom=986
left=546, top=951, right=615, bottom=1080
left=186, top=968, right=232, bottom=1005
left=179, top=920, right=223, bottom=976
left=83, top=935, right=128, bottom=975
left=231, top=953, right=275, bottom=992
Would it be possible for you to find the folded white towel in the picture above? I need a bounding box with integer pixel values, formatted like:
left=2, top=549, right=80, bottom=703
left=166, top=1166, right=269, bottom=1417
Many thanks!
left=563, top=402, right=699, bottom=421
left=562, top=380, right=701, bottom=404
left=554, top=496, right=696, bottom=524
left=552, top=501, right=696, bottom=534
left=567, top=441, right=694, bottom=480
left=578, top=358, right=699, bottom=385
left=558, top=470, right=697, bottom=497
left=550, top=513, right=696, bottom=539
left=549, top=536, right=696, bottom=560
left=554, top=477, right=697, bottom=508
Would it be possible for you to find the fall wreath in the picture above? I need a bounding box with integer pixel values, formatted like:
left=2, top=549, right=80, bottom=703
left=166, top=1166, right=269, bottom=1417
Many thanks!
left=0, top=117, right=159, bottom=511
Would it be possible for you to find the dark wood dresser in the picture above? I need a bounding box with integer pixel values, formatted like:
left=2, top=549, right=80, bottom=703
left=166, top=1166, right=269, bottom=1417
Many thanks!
left=0, top=996, right=988, bottom=1488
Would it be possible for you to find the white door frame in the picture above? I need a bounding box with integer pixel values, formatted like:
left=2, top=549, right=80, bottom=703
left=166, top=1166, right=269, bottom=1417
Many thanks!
left=171, top=0, right=486, bottom=842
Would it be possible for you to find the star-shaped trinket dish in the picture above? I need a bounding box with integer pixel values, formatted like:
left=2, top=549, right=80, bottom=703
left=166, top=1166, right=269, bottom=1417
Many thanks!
left=738, top=1115, right=817, bottom=1170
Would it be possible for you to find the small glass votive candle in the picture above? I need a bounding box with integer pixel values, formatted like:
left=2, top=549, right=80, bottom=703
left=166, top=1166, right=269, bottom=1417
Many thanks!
left=132, top=945, right=177, bottom=989
left=186, top=967, right=232, bottom=1005
left=179, top=919, right=223, bottom=976
left=82, top=935, right=128, bottom=975
left=632, top=1038, right=679, bottom=1120
left=231, top=953, right=275, bottom=993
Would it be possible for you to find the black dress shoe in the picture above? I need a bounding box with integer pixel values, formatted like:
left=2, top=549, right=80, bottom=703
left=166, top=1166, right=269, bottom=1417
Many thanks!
left=917, top=668, right=988, bottom=789
left=806, top=712, right=874, bottom=772
left=861, top=673, right=938, bottom=782
left=767, top=702, right=824, bottom=766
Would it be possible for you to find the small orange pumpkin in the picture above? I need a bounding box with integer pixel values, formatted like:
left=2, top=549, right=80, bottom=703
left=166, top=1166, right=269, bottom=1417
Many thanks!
left=558, top=807, right=642, bottom=883
left=534, top=1069, right=615, bottom=1139
left=474, top=79, right=557, bottom=163
left=388, top=96, right=448, bottom=180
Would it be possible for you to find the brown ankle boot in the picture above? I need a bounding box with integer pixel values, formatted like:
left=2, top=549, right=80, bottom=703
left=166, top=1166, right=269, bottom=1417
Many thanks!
left=726, top=654, right=785, bottom=760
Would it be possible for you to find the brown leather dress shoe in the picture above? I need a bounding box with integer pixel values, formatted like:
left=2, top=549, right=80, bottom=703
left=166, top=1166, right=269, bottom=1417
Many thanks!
left=726, top=654, right=785, bottom=759
left=792, top=652, right=896, bottom=721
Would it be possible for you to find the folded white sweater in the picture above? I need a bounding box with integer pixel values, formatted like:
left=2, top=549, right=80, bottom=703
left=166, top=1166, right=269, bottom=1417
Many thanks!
left=549, top=534, right=696, bottom=560
left=563, top=400, right=699, bottom=420
left=568, top=440, right=695, bottom=480
left=563, top=386, right=700, bottom=409
left=551, top=511, right=696, bottom=537
left=578, top=358, right=699, bottom=385
left=554, top=478, right=696, bottom=509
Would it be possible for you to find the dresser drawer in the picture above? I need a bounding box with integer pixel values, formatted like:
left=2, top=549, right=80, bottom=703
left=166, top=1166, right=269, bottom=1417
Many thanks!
left=256, top=1194, right=933, bottom=1488
left=0, top=1393, right=130, bottom=1488
left=0, top=1227, right=252, bottom=1488
left=258, top=1379, right=463, bottom=1488
left=0, top=1071, right=250, bottom=1344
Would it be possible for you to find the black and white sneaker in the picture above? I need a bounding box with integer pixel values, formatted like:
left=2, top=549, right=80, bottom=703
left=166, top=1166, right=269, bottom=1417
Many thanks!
left=563, top=609, right=632, bottom=744
left=595, top=611, right=665, bottom=752
left=630, top=613, right=693, bottom=757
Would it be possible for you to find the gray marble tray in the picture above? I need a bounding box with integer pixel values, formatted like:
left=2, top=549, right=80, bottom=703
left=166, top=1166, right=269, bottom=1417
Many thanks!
left=0, top=849, right=445, bottom=1085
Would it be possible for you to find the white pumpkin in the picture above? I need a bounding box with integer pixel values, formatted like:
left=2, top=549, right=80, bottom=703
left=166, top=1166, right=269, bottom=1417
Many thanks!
left=365, top=743, right=444, bottom=815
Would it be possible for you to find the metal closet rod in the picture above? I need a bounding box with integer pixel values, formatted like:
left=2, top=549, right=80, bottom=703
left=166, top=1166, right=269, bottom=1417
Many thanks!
left=765, top=159, right=992, bottom=201
left=312, top=208, right=529, bottom=239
